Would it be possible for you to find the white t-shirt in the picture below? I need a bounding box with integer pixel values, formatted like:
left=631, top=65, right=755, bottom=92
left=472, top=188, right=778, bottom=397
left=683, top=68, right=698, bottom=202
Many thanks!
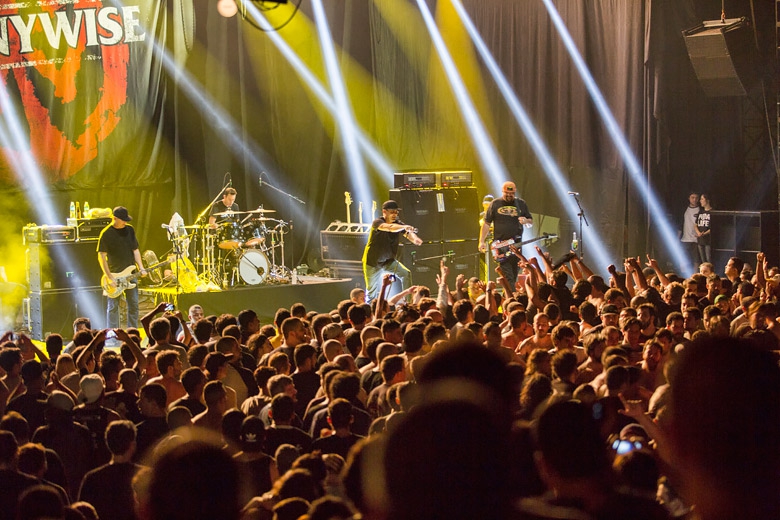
left=681, top=206, right=699, bottom=243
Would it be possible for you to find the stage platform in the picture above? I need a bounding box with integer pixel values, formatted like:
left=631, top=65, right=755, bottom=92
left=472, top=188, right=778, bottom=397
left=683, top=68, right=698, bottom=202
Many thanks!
left=140, top=275, right=358, bottom=324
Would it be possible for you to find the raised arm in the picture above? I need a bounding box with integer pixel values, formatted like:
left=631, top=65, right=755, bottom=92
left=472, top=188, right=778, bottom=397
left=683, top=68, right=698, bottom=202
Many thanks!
left=645, top=254, right=670, bottom=287
left=374, top=274, right=394, bottom=321
left=436, top=259, right=453, bottom=311
left=114, top=328, right=147, bottom=372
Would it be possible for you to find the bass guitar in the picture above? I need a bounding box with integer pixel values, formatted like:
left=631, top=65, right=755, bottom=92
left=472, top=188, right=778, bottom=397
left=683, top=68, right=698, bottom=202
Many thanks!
left=490, top=233, right=557, bottom=261
left=101, top=259, right=172, bottom=298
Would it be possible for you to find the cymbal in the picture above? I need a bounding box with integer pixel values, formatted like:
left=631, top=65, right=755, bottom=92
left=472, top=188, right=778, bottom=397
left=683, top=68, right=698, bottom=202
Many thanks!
left=183, top=225, right=202, bottom=229
left=212, top=211, right=248, bottom=217
left=246, top=208, right=276, bottom=214
left=247, top=217, right=278, bottom=222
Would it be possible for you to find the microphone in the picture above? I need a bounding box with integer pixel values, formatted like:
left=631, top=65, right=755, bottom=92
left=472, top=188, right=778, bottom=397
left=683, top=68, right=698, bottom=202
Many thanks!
left=258, top=171, right=263, bottom=187
left=567, top=191, right=579, bottom=196
left=226, top=171, right=232, bottom=187
left=161, top=223, right=171, bottom=230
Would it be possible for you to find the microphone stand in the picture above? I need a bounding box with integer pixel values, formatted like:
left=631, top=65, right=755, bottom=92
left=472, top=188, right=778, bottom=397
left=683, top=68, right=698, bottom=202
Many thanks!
left=194, top=181, right=231, bottom=286
left=570, top=193, right=589, bottom=260
left=195, top=181, right=232, bottom=225
left=258, top=174, right=306, bottom=279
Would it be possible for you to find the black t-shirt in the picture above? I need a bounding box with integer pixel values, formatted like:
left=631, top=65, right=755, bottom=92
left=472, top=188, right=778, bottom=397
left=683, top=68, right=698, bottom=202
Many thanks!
left=97, top=225, right=139, bottom=273
left=311, top=433, right=363, bottom=459
left=695, top=209, right=711, bottom=245
left=209, top=200, right=240, bottom=224
left=78, top=462, right=143, bottom=520
left=363, top=218, right=404, bottom=267
left=485, top=197, right=532, bottom=241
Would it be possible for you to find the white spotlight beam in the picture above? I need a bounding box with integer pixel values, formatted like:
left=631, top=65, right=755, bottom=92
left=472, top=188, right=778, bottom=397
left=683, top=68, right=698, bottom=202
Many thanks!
left=243, top=3, right=396, bottom=182
left=450, top=0, right=614, bottom=270
left=541, top=0, right=690, bottom=274
left=0, top=81, right=103, bottom=324
left=414, top=0, right=508, bottom=193
left=310, top=0, right=372, bottom=207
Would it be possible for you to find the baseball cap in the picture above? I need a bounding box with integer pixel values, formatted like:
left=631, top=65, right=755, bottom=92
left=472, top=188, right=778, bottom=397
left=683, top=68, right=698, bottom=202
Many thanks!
left=112, top=206, right=133, bottom=222
left=47, top=390, right=75, bottom=411
left=382, top=200, right=400, bottom=211
left=714, top=294, right=729, bottom=304
left=78, top=373, right=105, bottom=404
left=322, top=323, right=343, bottom=341
left=600, top=304, right=619, bottom=316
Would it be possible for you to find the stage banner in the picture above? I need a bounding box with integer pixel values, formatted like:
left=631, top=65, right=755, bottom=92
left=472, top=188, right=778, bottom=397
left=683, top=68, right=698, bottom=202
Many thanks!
left=0, top=0, right=193, bottom=189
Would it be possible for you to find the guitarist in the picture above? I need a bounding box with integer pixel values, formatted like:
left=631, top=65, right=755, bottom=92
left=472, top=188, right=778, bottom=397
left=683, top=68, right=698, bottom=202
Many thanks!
left=478, top=182, right=533, bottom=285
left=97, top=206, right=147, bottom=328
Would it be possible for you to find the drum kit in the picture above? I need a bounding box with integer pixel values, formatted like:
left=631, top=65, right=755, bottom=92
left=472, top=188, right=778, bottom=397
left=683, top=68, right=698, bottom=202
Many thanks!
left=164, top=207, right=292, bottom=291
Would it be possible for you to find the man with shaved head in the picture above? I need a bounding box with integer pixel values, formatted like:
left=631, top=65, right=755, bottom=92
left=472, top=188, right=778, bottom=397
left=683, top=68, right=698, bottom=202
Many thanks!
left=478, top=181, right=533, bottom=285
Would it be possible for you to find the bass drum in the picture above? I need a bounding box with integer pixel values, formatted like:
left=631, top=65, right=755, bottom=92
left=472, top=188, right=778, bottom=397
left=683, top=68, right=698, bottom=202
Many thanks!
left=226, top=249, right=270, bottom=285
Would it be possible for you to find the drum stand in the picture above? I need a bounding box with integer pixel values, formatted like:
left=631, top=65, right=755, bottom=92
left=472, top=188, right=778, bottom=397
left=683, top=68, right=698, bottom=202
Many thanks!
left=266, top=222, right=292, bottom=281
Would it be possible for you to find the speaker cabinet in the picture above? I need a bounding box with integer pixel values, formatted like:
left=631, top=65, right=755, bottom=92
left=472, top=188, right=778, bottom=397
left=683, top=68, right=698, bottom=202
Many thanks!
left=27, top=242, right=102, bottom=291
left=390, top=187, right=479, bottom=242
left=399, top=240, right=479, bottom=291
left=28, top=288, right=106, bottom=340
left=710, top=210, right=779, bottom=271
left=682, top=19, right=757, bottom=97
left=320, top=223, right=371, bottom=264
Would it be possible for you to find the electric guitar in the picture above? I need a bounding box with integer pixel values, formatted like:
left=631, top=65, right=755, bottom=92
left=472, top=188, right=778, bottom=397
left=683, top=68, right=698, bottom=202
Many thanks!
left=344, top=192, right=352, bottom=224
left=101, top=259, right=172, bottom=298
left=490, top=233, right=557, bottom=261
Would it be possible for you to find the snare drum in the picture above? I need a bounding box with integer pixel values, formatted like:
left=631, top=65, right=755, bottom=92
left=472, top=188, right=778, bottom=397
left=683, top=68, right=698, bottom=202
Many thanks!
left=224, top=249, right=270, bottom=285
left=218, top=221, right=243, bottom=250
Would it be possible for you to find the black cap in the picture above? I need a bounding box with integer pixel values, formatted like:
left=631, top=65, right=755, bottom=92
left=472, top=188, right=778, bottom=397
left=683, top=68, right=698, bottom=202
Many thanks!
left=382, top=200, right=400, bottom=211
left=112, top=206, right=133, bottom=222
left=600, top=304, right=619, bottom=316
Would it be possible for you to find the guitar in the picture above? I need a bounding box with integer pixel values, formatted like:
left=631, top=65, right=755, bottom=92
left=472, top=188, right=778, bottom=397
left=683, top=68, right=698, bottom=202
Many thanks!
left=101, top=259, right=172, bottom=298
left=344, top=192, right=352, bottom=224
left=490, top=233, right=558, bottom=261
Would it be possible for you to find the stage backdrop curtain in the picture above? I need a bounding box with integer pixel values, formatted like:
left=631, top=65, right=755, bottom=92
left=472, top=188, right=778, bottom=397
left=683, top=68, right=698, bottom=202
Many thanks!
left=1, top=0, right=772, bottom=280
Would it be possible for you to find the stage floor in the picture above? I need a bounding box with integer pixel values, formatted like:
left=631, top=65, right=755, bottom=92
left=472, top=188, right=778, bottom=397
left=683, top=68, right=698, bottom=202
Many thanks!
left=139, top=275, right=358, bottom=324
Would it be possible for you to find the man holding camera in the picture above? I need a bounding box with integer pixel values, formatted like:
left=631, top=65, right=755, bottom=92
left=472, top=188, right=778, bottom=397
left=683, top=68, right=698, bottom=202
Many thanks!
left=98, top=206, right=147, bottom=328
left=362, top=200, right=423, bottom=301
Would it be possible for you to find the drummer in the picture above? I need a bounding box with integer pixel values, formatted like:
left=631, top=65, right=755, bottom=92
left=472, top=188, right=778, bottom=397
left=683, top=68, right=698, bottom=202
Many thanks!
left=208, top=187, right=239, bottom=228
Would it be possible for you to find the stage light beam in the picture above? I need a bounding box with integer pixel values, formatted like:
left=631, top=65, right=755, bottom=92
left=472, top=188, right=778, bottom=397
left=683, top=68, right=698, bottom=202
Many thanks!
left=448, top=0, right=614, bottom=271
left=541, top=0, right=690, bottom=274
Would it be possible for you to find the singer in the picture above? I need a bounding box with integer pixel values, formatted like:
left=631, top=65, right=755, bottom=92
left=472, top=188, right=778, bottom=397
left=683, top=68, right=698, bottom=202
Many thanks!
left=478, top=181, right=533, bottom=285
left=208, top=187, right=239, bottom=228
left=362, top=200, right=423, bottom=301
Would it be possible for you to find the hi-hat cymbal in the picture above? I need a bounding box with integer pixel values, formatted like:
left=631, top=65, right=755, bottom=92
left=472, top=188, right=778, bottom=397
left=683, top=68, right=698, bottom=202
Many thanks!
left=246, top=208, right=276, bottom=214
left=212, top=211, right=248, bottom=217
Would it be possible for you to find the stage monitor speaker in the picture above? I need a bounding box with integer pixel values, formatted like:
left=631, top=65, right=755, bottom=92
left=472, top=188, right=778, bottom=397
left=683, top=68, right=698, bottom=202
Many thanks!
left=28, top=288, right=106, bottom=341
left=27, top=242, right=102, bottom=291
left=682, top=18, right=757, bottom=97
left=710, top=210, right=779, bottom=269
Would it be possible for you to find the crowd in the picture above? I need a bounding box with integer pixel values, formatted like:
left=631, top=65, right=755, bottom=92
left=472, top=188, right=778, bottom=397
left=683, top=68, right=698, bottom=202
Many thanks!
left=1, top=248, right=779, bottom=520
